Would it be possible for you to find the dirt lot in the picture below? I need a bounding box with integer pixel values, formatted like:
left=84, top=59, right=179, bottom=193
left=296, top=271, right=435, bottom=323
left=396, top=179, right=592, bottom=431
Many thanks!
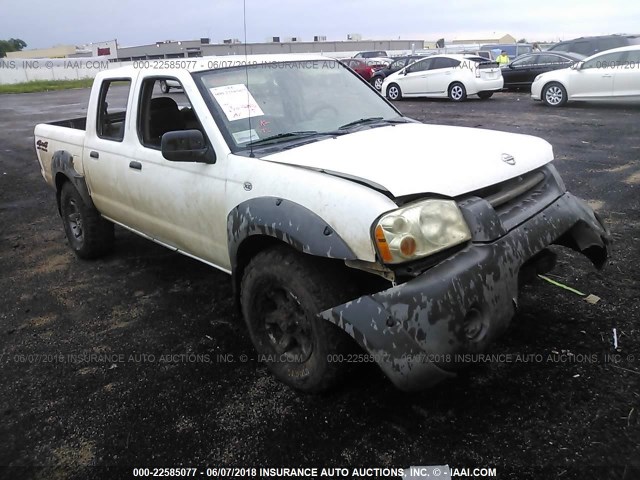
left=0, top=88, right=638, bottom=480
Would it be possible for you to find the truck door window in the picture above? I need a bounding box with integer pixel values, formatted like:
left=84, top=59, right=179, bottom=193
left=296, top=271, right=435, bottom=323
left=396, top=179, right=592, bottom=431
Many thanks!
left=97, top=79, right=131, bottom=142
left=137, top=77, right=207, bottom=149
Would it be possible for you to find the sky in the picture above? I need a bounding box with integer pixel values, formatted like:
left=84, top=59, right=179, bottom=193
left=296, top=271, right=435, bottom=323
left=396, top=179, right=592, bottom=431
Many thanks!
left=3, top=0, right=640, bottom=49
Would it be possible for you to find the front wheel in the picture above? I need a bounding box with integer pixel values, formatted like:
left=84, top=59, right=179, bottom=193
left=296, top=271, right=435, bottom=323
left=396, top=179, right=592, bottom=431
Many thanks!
left=386, top=83, right=402, bottom=100
left=477, top=91, right=494, bottom=100
left=159, top=80, right=170, bottom=94
left=60, top=182, right=114, bottom=259
left=448, top=82, right=467, bottom=102
left=240, top=246, right=357, bottom=392
left=542, top=82, right=567, bottom=107
left=371, top=76, right=384, bottom=91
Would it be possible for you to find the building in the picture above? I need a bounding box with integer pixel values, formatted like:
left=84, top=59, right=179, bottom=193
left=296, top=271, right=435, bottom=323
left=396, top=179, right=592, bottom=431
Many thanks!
left=6, top=45, right=77, bottom=59
left=6, top=40, right=118, bottom=59
left=450, top=34, right=517, bottom=45
left=115, top=38, right=425, bottom=61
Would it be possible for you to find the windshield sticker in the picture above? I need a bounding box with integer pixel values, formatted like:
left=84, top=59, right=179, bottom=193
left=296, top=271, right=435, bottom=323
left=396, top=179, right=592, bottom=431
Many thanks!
left=209, top=84, right=264, bottom=121
left=232, top=129, right=259, bottom=144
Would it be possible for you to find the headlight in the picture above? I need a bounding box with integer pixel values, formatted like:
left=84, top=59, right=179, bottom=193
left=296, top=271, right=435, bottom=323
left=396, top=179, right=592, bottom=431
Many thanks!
left=373, top=199, right=471, bottom=264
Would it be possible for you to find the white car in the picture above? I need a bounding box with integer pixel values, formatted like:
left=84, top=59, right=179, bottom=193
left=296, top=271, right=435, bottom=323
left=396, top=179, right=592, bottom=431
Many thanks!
left=531, top=45, right=640, bottom=106
left=381, top=54, right=503, bottom=102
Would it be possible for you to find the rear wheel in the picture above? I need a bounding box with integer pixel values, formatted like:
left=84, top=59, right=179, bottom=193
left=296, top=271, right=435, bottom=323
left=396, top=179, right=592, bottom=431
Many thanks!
left=60, top=182, right=114, bottom=259
left=386, top=83, right=402, bottom=100
left=448, top=82, right=467, bottom=102
left=542, top=82, right=567, bottom=107
left=160, top=80, right=170, bottom=94
left=371, top=76, right=384, bottom=91
left=240, top=246, right=357, bottom=392
left=477, top=91, right=494, bottom=100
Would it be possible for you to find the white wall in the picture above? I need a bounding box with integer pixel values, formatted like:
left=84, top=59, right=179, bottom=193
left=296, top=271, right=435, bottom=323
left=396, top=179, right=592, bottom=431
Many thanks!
left=0, top=57, right=119, bottom=85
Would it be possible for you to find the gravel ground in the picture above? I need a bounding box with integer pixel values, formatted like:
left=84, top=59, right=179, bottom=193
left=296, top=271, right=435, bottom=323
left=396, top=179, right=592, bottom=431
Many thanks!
left=0, top=88, right=638, bottom=480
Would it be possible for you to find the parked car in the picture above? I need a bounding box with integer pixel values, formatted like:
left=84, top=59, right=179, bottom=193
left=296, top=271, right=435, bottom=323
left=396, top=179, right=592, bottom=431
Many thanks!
left=531, top=45, right=640, bottom=106
left=159, top=79, right=181, bottom=93
left=481, top=43, right=533, bottom=59
left=547, top=34, right=640, bottom=57
left=382, top=54, right=503, bottom=101
left=341, top=58, right=377, bottom=81
left=369, top=55, right=428, bottom=91
left=34, top=55, right=609, bottom=392
left=502, top=52, right=585, bottom=89
left=354, top=50, right=388, bottom=59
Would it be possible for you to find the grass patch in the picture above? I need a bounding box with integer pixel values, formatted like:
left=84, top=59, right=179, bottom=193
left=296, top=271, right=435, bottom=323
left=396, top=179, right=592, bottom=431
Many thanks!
left=0, top=78, right=94, bottom=94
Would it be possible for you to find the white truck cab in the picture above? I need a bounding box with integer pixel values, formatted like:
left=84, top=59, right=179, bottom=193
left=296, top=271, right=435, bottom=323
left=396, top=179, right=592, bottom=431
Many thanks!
left=35, top=54, right=609, bottom=392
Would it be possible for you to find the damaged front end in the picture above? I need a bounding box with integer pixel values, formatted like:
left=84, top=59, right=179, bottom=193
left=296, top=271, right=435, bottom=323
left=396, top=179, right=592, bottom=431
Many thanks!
left=320, top=164, right=610, bottom=391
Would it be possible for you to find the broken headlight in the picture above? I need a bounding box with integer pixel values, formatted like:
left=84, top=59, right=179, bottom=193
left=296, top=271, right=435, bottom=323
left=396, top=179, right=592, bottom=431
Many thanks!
left=373, top=199, right=471, bottom=264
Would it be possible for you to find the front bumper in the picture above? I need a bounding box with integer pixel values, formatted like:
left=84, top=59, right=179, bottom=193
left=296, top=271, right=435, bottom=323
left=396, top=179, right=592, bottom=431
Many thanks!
left=320, top=192, right=609, bottom=391
left=531, top=81, right=543, bottom=100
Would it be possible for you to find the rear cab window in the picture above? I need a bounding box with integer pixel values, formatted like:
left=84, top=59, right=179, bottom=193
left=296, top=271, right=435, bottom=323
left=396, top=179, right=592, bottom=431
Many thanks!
left=96, top=79, right=132, bottom=142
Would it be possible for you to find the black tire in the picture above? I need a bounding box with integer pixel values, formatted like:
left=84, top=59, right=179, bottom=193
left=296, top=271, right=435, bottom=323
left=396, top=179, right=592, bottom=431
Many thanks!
left=160, top=80, right=170, bottom=94
left=386, top=82, right=402, bottom=100
left=448, top=82, right=467, bottom=102
left=371, top=75, right=384, bottom=91
left=477, top=91, right=494, bottom=100
left=60, top=182, right=114, bottom=259
left=240, top=246, right=357, bottom=392
left=542, top=82, right=567, bottom=107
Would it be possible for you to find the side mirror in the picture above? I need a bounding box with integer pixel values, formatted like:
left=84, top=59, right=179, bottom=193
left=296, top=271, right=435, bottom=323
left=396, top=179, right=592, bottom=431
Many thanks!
left=571, top=62, right=582, bottom=71
left=508, top=64, right=514, bottom=69
left=161, top=129, right=213, bottom=163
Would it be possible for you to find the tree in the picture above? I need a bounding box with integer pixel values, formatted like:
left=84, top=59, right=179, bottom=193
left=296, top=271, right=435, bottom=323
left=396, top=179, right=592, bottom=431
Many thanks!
left=0, top=38, right=27, bottom=57
left=517, top=38, right=527, bottom=43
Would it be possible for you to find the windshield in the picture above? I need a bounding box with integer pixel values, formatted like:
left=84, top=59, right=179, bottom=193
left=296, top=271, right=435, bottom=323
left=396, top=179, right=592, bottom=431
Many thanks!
left=193, top=59, right=402, bottom=151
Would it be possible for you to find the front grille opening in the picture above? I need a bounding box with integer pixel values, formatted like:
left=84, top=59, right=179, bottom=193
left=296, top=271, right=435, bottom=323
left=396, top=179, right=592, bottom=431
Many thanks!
left=470, top=170, right=546, bottom=209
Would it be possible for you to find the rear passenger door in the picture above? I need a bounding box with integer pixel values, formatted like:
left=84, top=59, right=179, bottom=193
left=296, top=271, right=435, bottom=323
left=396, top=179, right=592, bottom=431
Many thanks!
left=125, top=76, right=230, bottom=266
left=426, top=57, right=461, bottom=94
left=83, top=78, right=137, bottom=224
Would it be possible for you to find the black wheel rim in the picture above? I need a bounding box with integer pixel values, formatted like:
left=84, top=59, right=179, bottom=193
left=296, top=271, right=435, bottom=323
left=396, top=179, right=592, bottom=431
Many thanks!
left=257, top=286, right=313, bottom=363
left=66, top=198, right=84, bottom=245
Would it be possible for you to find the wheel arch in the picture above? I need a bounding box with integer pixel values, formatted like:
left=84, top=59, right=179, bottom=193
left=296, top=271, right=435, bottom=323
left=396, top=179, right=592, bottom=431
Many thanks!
left=227, top=197, right=358, bottom=303
left=51, top=150, right=96, bottom=215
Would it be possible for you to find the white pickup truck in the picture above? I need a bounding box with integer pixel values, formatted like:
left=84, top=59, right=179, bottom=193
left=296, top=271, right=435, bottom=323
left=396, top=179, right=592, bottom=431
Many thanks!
left=35, top=54, right=610, bottom=392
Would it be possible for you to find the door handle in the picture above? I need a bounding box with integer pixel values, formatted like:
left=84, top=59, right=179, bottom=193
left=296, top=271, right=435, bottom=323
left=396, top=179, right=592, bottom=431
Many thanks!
left=602, top=74, right=613, bottom=78
left=89, top=151, right=99, bottom=159
left=129, top=161, right=142, bottom=171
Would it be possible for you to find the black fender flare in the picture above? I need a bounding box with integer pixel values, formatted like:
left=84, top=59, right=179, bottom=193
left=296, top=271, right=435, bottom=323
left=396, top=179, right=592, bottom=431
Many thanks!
left=227, top=197, right=358, bottom=295
left=51, top=150, right=96, bottom=213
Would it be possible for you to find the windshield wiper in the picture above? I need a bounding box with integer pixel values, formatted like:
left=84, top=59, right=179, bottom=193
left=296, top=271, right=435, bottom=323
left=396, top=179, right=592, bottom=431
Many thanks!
left=246, top=131, right=318, bottom=147
left=338, top=117, right=384, bottom=129
left=337, top=117, right=409, bottom=130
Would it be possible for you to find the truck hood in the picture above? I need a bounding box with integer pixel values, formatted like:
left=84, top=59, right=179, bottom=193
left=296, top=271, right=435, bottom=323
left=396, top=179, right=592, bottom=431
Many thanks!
left=261, top=123, right=554, bottom=198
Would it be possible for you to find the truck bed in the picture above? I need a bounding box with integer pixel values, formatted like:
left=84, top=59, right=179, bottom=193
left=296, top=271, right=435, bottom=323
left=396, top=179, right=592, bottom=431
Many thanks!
left=48, top=116, right=87, bottom=130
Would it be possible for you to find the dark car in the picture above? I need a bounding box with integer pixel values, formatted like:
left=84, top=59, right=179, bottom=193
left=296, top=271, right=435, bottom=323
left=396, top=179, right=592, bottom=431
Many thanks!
left=548, top=34, right=640, bottom=57
left=481, top=43, right=533, bottom=59
left=369, top=55, right=428, bottom=91
left=501, top=52, right=585, bottom=89
left=353, top=50, right=388, bottom=59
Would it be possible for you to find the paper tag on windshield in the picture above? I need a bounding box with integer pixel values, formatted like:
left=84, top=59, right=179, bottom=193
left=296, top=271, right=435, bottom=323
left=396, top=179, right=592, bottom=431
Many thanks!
left=232, top=129, right=259, bottom=144
left=209, top=84, right=264, bottom=121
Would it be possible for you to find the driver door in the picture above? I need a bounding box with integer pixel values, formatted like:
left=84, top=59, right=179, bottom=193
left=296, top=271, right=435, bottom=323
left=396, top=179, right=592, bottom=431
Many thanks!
left=571, top=52, right=624, bottom=99
left=125, top=76, right=229, bottom=266
left=399, top=58, right=433, bottom=95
